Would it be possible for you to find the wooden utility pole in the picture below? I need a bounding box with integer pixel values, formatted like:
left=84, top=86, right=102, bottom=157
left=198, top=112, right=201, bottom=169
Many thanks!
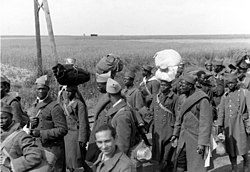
left=34, top=0, right=43, bottom=77
left=43, top=0, right=58, bottom=64
left=34, top=0, right=58, bottom=77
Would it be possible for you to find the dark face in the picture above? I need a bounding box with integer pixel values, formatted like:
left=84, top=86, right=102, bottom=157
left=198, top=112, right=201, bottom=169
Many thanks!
left=65, top=90, right=75, bottom=100
left=227, top=80, right=237, bottom=91
left=179, top=79, right=193, bottom=94
left=124, top=77, right=133, bottom=87
left=36, top=85, right=49, bottom=100
left=97, top=82, right=107, bottom=93
left=214, top=65, right=223, bottom=73
left=205, top=64, right=213, bottom=71
left=160, top=80, right=172, bottom=94
left=0, top=112, right=12, bottom=130
left=142, top=69, right=150, bottom=77
left=0, top=82, right=8, bottom=98
left=197, top=74, right=206, bottom=85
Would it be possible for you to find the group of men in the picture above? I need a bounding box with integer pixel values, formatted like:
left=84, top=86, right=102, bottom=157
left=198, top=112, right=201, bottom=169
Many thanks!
left=1, top=51, right=250, bottom=172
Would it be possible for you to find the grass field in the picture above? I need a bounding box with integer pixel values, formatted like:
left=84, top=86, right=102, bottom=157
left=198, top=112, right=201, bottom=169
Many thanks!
left=1, top=35, right=250, bottom=171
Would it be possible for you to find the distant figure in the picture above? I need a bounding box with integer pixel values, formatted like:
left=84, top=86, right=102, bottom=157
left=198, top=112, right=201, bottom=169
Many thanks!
left=92, top=124, right=136, bottom=172
left=236, top=54, right=250, bottom=90
left=0, top=102, right=42, bottom=172
left=204, top=60, right=213, bottom=72
left=217, top=73, right=250, bottom=172
left=139, top=65, right=160, bottom=107
left=0, top=75, right=28, bottom=127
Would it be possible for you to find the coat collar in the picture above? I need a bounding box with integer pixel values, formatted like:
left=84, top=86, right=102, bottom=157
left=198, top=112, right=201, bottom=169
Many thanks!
left=93, top=147, right=124, bottom=172
left=34, top=96, right=53, bottom=109
left=106, top=99, right=127, bottom=117
left=123, top=87, right=137, bottom=97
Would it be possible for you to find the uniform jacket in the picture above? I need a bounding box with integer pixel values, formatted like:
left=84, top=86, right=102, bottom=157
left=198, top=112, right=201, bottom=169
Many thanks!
left=106, top=100, right=138, bottom=155
left=240, top=73, right=250, bottom=91
left=0, top=122, right=42, bottom=172
left=92, top=147, right=136, bottom=172
left=217, top=88, right=250, bottom=156
left=173, top=90, right=213, bottom=172
left=1, top=92, right=28, bottom=127
left=29, top=96, right=68, bottom=172
left=150, top=91, right=178, bottom=162
left=210, top=73, right=225, bottom=107
left=64, top=98, right=90, bottom=143
left=122, top=87, right=145, bottom=111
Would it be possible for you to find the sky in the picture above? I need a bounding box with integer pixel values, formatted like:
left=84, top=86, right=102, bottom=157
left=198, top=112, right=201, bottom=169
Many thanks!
left=1, top=0, right=250, bottom=35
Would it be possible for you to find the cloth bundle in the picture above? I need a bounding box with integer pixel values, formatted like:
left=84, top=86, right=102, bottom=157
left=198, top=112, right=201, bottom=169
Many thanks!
left=95, top=54, right=123, bottom=74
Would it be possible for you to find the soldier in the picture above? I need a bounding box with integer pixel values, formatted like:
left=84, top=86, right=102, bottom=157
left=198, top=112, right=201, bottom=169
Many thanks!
left=86, top=71, right=112, bottom=163
left=28, top=75, right=68, bottom=172
left=150, top=78, right=178, bottom=171
left=204, top=60, right=213, bottom=72
left=139, top=65, right=160, bottom=107
left=236, top=54, right=250, bottom=90
left=92, top=124, right=136, bottom=172
left=0, top=75, right=28, bottom=127
left=63, top=85, right=91, bottom=172
left=0, top=103, right=43, bottom=172
left=171, top=74, right=213, bottom=172
left=217, top=74, right=250, bottom=172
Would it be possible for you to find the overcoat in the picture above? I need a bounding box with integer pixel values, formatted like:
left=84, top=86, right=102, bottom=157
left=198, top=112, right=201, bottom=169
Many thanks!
left=173, top=90, right=213, bottom=172
left=105, top=100, right=138, bottom=155
left=0, top=122, right=42, bottom=172
left=217, top=88, right=250, bottom=157
left=92, top=147, right=136, bottom=172
left=29, top=96, right=68, bottom=172
left=122, top=87, right=145, bottom=111
left=63, top=98, right=90, bottom=169
left=150, top=91, right=178, bottom=169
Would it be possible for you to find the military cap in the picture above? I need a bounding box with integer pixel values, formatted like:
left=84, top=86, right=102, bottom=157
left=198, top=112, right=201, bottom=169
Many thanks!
left=180, top=74, right=196, bottom=85
left=106, top=78, right=122, bottom=94
left=124, top=71, right=135, bottom=79
left=213, top=58, right=225, bottom=67
left=1, top=75, right=10, bottom=84
left=205, top=60, right=212, bottom=66
left=96, top=71, right=111, bottom=83
left=35, top=75, right=50, bottom=87
left=0, top=102, right=12, bottom=115
left=142, top=65, right=153, bottom=72
left=65, top=58, right=76, bottom=65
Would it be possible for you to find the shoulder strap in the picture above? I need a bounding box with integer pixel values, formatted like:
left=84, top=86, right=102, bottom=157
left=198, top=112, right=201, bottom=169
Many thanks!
left=0, top=130, right=23, bottom=150
left=156, top=94, right=173, bottom=114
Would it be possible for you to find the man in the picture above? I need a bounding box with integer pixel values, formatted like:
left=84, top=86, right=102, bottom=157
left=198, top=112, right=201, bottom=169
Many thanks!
left=28, top=75, right=68, bottom=172
left=1, top=75, right=28, bottom=127
left=63, top=85, right=91, bottom=172
left=122, top=71, right=145, bottom=111
left=86, top=71, right=112, bottom=163
left=0, top=102, right=42, bottom=172
left=236, top=54, right=250, bottom=90
left=139, top=65, right=160, bottom=107
left=105, top=78, right=138, bottom=155
left=92, top=124, right=136, bottom=172
left=204, top=60, right=213, bottom=72
left=211, top=59, right=225, bottom=107
left=150, top=79, right=178, bottom=171
left=217, top=74, right=250, bottom=172
left=171, top=74, right=213, bottom=172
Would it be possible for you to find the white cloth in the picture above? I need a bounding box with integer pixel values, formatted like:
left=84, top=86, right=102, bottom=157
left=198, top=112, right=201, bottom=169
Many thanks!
left=155, top=66, right=179, bottom=82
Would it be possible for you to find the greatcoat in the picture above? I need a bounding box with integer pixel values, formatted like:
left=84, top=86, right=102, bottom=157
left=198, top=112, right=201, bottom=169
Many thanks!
left=173, top=90, right=213, bottom=172
left=150, top=91, right=178, bottom=168
left=217, top=88, right=250, bottom=157
left=63, top=98, right=90, bottom=169
left=0, top=122, right=42, bottom=172
left=28, top=96, right=68, bottom=172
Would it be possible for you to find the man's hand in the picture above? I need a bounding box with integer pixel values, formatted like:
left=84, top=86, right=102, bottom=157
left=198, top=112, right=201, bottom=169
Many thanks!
left=31, top=130, right=40, bottom=137
left=170, top=136, right=178, bottom=148
left=197, top=145, right=205, bottom=155
left=79, top=142, right=86, bottom=148
left=30, top=117, right=39, bottom=128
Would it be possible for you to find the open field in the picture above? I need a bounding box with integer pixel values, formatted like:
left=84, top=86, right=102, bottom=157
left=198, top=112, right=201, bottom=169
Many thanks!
left=1, top=35, right=250, bottom=171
